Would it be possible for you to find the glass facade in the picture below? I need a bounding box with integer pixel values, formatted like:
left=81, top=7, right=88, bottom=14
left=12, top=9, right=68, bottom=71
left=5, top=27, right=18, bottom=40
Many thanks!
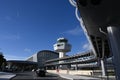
left=37, top=50, right=59, bottom=68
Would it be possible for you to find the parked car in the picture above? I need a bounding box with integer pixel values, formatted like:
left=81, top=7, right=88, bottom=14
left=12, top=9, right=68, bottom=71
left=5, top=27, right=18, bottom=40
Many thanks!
left=35, top=68, right=46, bottom=77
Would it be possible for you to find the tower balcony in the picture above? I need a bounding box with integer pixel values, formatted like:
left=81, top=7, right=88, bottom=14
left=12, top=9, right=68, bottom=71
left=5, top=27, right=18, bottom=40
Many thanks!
left=53, top=43, right=71, bottom=52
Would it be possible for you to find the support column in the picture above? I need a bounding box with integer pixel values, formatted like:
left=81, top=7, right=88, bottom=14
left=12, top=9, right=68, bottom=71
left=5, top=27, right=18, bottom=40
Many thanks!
left=101, top=59, right=106, bottom=76
left=101, top=39, right=107, bottom=76
left=107, top=26, right=120, bottom=80
left=75, top=64, right=78, bottom=70
left=59, top=52, right=65, bottom=69
left=59, top=52, right=65, bottom=58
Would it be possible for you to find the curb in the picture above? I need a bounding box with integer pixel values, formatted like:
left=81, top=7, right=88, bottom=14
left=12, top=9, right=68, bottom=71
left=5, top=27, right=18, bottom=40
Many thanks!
left=0, top=72, right=16, bottom=80
left=9, top=74, right=16, bottom=80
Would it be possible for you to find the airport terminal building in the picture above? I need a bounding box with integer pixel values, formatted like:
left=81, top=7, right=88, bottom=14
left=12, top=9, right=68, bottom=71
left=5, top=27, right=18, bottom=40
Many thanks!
left=26, top=50, right=59, bottom=68
left=6, top=60, right=37, bottom=72
left=6, top=50, right=59, bottom=72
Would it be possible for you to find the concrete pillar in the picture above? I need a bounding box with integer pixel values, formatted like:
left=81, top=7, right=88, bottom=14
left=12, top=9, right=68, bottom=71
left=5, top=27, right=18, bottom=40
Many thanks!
left=59, top=52, right=66, bottom=69
left=59, top=52, right=65, bottom=58
left=101, top=59, right=106, bottom=76
left=75, top=64, right=78, bottom=70
left=55, top=66, right=57, bottom=69
left=100, top=38, right=107, bottom=76
left=107, top=26, right=120, bottom=80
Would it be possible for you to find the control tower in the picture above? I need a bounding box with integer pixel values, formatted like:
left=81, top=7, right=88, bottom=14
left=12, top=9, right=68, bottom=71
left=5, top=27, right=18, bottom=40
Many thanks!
left=53, top=38, right=71, bottom=58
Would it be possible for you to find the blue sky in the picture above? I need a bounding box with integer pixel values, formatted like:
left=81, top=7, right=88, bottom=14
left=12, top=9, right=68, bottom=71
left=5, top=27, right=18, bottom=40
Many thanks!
left=0, top=0, right=90, bottom=60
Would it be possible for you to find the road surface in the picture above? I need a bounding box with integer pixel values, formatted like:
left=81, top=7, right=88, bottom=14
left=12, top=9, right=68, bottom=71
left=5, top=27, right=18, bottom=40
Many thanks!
left=11, top=71, right=68, bottom=80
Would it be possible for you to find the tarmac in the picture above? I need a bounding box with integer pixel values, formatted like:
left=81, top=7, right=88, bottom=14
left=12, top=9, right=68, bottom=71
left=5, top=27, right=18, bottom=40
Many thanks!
left=0, top=71, right=116, bottom=80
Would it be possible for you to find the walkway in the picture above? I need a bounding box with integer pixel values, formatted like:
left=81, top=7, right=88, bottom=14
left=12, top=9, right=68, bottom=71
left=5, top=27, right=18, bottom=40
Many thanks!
left=59, top=73, right=100, bottom=80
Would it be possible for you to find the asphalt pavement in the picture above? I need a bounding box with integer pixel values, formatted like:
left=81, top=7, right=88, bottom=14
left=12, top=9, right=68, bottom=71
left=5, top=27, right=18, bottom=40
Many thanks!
left=11, top=71, right=68, bottom=80
left=1, top=71, right=115, bottom=80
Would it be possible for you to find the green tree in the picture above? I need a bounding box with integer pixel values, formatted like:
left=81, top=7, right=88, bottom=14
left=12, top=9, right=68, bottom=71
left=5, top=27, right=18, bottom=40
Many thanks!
left=0, top=53, right=6, bottom=71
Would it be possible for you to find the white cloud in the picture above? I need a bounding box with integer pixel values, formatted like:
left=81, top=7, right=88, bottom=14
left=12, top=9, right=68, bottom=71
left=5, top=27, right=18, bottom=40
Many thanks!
left=4, top=54, right=25, bottom=60
left=62, top=26, right=83, bottom=36
left=0, top=34, right=20, bottom=40
left=24, top=48, right=31, bottom=53
left=82, top=43, right=91, bottom=50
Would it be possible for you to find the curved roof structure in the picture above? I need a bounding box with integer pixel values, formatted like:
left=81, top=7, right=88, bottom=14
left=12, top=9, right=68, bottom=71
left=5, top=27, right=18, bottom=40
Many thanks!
left=77, top=0, right=120, bottom=35
left=75, top=0, right=118, bottom=58
left=7, top=60, right=37, bottom=64
left=37, top=50, right=59, bottom=55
